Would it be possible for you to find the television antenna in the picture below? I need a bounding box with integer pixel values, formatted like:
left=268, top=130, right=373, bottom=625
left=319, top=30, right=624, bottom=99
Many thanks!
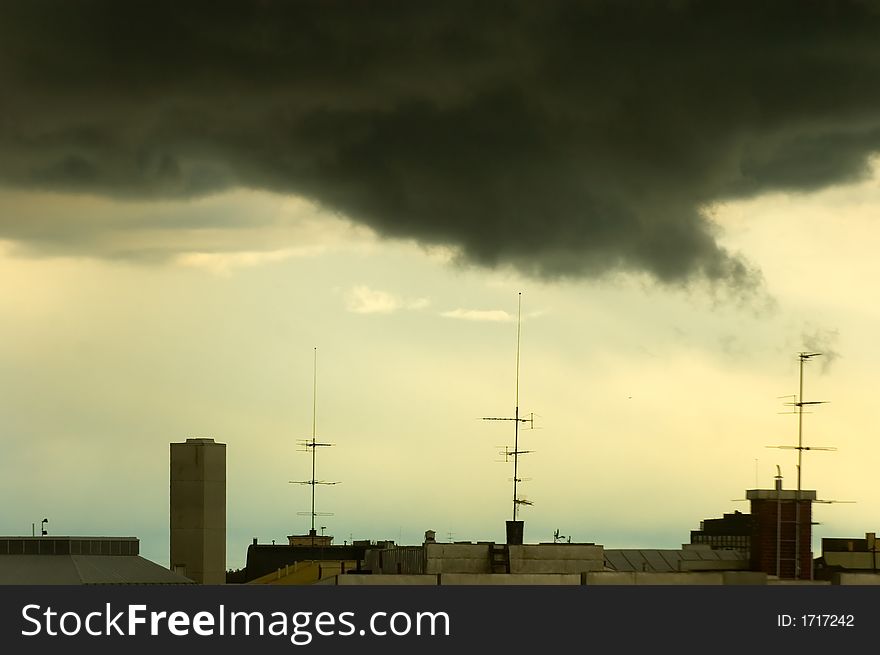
left=481, top=292, right=537, bottom=521
left=765, top=352, right=835, bottom=579
left=289, top=347, right=339, bottom=544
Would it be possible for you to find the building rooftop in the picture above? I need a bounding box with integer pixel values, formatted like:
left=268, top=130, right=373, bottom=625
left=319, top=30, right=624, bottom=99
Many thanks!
left=0, top=537, right=193, bottom=585
left=746, top=489, right=817, bottom=501
left=604, top=548, right=748, bottom=573
left=0, top=536, right=140, bottom=556
left=179, top=437, right=223, bottom=445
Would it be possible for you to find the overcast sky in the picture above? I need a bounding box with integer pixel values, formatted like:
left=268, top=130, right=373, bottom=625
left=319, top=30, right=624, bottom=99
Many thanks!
left=1, top=1, right=879, bottom=569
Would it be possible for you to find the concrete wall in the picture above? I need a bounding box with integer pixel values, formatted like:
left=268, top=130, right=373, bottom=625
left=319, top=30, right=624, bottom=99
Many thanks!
left=424, top=543, right=606, bottom=575
left=441, top=573, right=581, bottom=585
left=585, top=571, right=726, bottom=585
left=319, top=575, right=439, bottom=586
left=585, top=571, right=767, bottom=585
left=314, top=569, right=879, bottom=585
left=170, top=438, right=226, bottom=584
left=367, top=546, right=425, bottom=574
left=425, top=544, right=490, bottom=574
left=509, top=544, right=604, bottom=574
left=317, top=572, right=765, bottom=585
left=678, top=559, right=750, bottom=571
left=824, top=552, right=879, bottom=569
left=834, top=573, right=880, bottom=585
left=766, top=579, right=830, bottom=585
left=721, top=571, right=768, bottom=585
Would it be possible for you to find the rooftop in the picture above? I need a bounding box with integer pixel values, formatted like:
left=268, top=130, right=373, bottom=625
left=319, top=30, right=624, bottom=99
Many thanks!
left=0, top=536, right=193, bottom=585
left=746, top=489, right=818, bottom=501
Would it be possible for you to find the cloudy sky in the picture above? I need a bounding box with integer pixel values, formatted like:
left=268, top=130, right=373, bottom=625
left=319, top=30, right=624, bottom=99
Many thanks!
left=1, top=1, right=879, bottom=568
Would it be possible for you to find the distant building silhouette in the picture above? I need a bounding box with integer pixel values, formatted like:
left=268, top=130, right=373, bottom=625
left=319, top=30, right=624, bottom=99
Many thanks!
left=170, top=437, right=226, bottom=584
left=288, top=531, right=332, bottom=547
left=690, top=510, right=752, bottom=556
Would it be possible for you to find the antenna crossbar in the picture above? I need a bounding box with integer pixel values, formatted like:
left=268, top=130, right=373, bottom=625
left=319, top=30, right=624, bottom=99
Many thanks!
left=499, top=447, right=533, bottom=456
left=765, top=445, right=837, bottom=452
left=297, top=440, right=334, bottom=449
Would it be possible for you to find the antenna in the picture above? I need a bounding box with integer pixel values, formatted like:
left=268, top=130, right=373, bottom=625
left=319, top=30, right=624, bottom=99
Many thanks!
left=289, top=347, right=340, bottom=545
left=481, top=293, right=537, bottom=522
left=765, top=352, right=835, bottom=580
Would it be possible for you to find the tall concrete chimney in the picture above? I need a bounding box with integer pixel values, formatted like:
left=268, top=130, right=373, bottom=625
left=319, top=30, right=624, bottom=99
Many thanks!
left=170, top=437, right=226, bottom=584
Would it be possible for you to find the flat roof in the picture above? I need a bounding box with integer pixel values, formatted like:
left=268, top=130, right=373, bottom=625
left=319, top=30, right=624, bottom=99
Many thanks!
left=746, top=489, right=818, bottom=501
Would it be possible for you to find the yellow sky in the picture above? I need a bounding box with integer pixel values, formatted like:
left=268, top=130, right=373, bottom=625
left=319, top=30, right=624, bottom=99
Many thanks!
left=1, top=171, right=878, bottom=568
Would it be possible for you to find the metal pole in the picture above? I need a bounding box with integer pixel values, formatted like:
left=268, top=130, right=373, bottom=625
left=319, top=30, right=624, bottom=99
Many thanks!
left=797, top=354, right=805, bottom=492
left=794, top=354, right=805, bottom=579
left=512, top=292, right=522, bottom=522
left=311, top=348, right=317, bottom=540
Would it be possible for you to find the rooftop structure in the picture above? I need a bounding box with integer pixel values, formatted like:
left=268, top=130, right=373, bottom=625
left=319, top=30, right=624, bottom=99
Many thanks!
left=170, top=437, right=226, bottom=584
left=747, top=486, right=817, bottom=579
left=236, top=540, right=370, bottom=583
left=0, top=536, right=192, bottom=585
left=288, top=532, right=333, bottom=547
left=815, top=532, right=880, bottom=582
left=689, top=510, right=752, bottom=556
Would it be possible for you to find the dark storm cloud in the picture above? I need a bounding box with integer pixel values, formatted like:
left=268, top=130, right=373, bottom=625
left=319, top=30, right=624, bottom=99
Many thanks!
left=2, top=0, right=880, bottom=286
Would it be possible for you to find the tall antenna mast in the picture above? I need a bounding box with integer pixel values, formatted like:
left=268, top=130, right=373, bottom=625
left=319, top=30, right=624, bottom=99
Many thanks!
left=766, top=352, right=834, bottom=579
left=290, top=347, right=339, bottom=545
left=513, top=291, right=523, bottom=521
left=482, top=292, right=535, bottom=522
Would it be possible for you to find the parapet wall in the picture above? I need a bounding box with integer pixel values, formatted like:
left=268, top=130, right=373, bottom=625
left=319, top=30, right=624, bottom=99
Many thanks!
left=509, top=544, right=604, bottom=574
left=425, top=544, right=491, bottom=574
left=586, top=571, right=726, bottom=585
left=441, top=573, right=581, bottom=585
left=834, top=573, right=880, bottom=585
left=424, top=543, right=607, bottom=575
left=317, top=571, right=784, bottom=585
